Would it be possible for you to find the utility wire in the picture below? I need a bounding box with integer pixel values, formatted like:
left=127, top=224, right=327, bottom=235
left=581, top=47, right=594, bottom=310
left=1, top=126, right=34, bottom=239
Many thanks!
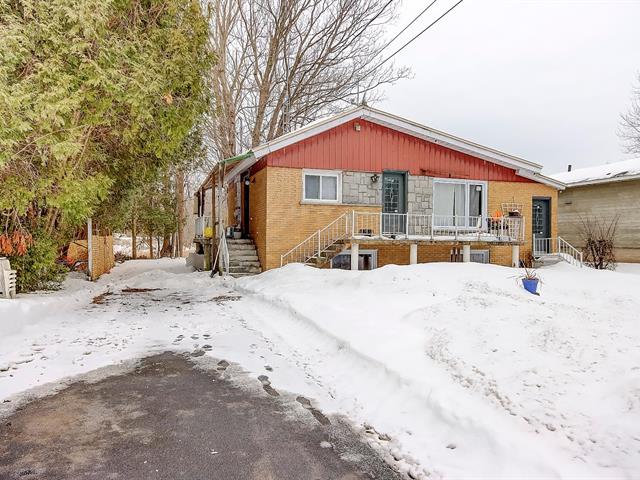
left=357, top=0, right=440, bottom=75
left=381, top=0, right=439, bottom=54
left=368, top=0, right=465, bottom=76
left=353, top=0, right=464, bottom=105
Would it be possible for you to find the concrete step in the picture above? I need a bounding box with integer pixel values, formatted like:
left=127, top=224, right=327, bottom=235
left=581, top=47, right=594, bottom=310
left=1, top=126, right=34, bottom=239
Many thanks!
left=229, top=255, right=259, bottom=262
left=227, top=245, right=257, bottom=251
left=228, top=249, right=258, bottom=255
left=229, top=261, right=261, bottom=268
left=229, top=265, right=261, bottom=274
left=230, top=272, right=259, bottom=278
left=534, top=254, right=561, bottom=267
left=227, top=239, right=253, bottom=244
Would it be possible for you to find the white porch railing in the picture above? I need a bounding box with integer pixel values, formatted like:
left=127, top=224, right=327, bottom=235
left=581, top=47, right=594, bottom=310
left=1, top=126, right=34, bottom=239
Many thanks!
left=195, top=216, right=211, bottom=238
left=281, top=212, right=351, bottom=266
left=533, top=236, right=583, bottom=267
left=281, top=211, right=526, bottom=266
left=352, top=212, right=525, bottom=243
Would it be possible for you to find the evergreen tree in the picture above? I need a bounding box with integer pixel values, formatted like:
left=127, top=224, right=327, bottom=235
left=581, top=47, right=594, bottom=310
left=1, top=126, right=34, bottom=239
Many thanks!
left=0, top=0, right=213, bottom=289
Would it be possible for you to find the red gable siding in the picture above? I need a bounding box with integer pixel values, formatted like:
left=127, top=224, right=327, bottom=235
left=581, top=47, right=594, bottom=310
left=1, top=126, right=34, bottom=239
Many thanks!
left=265, top=119, right=534, bottom=182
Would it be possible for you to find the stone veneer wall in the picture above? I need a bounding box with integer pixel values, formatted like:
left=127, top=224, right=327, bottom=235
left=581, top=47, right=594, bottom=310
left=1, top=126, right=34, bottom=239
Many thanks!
left=407, top=175, right=433, bottom=214
left=342, top=172, right=381, bottom=205
left=342, top=171, right=433, bottom=215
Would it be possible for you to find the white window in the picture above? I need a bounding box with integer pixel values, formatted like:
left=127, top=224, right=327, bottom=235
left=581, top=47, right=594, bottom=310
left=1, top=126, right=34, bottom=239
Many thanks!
left=433, top=179, right=487, bottom=227
left=302, top=170, right=341, bottom=203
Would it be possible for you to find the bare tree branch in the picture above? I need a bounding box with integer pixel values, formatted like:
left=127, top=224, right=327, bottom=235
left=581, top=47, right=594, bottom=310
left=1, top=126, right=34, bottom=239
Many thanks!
left=579, top=215, right=619, bottom=270
left=620, top=74, right=640, bottom=155
left=204, top=0, right=409, bottom=164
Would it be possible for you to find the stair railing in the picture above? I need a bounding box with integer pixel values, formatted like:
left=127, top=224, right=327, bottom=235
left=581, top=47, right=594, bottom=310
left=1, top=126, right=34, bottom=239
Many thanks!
left=557, top=236, right=583, bottom=267
left=281, top=212, right=351, bottom=266
left=533, top=235, right=583, bottom=267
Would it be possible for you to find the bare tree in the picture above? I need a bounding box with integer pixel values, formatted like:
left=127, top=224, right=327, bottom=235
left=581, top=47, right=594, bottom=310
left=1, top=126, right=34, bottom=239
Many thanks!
left=620, top=74, right=640, bottom=155
left=205, top=0, right=409, bottom=163
left=579, top=216, right=619, bottom=270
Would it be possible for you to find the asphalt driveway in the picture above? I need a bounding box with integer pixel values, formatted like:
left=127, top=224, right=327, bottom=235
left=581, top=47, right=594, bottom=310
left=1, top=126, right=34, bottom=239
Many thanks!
left=0, top=353, right=401, bottom=480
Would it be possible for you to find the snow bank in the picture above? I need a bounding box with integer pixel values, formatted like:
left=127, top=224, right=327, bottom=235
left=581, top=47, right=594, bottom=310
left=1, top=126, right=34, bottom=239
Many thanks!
left=551, top=157, right=640, bottom=185
left=237, top=262, right=640, bottom=478
left=617, top=263, right=640, bottom=276
left=3, top=258, right=639, bottom=478
left=0, top=260, right=226, bottom=400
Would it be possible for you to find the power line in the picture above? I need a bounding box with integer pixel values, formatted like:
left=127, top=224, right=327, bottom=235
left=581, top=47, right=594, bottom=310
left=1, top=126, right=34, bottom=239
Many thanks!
left=370, top=0, right=465, bottom=75
left=356, top=0, right=440, bottom=76
left=381, top=0, right=439, bottom=54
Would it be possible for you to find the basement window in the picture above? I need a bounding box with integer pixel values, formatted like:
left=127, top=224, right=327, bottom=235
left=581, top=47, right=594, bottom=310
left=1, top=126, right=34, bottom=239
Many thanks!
left=331, top=250, right=377, bottom=270
left=302, top=170, right=341, bottom=203
left=470, top=249, right=490, bottom=264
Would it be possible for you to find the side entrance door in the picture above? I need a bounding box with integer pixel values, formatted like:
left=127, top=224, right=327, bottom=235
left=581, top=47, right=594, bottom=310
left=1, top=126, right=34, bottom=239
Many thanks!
left=382, top=172, right=407, bottom=235
left=241, top=173, right=250, bottom=238
left=532, top=198, right=551, bottom=253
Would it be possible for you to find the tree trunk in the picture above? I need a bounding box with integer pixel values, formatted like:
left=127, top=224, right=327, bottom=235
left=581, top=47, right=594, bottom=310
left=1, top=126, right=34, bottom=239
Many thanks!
left=175, top=168, right=185, bottom=257
left=131, top=212, right=137, bottom=260
left=160, top=234, right=172, bottom=257
left=149, top=232, right=154, bottom=259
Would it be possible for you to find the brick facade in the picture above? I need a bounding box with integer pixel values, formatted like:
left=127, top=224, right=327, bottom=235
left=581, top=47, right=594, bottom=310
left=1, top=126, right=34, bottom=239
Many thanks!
left=262, top=166, right=380, bottom=269
left=244, top=166, right=559, bottom=270
left=487, top=181, right=558, bottom=262
left=248, top=168, right=268, bottom=269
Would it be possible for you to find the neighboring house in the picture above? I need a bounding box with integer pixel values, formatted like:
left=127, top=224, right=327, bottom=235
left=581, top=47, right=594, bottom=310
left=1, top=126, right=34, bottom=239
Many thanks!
left=551, top=158, right=640, bottom=263
left=194, top=106, right=573, bottom=275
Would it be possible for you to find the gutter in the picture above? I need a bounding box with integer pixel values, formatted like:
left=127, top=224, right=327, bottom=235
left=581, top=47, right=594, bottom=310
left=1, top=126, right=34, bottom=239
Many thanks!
left=559, top=173, right=640, bottom=188
left=517, top=170, right=566, bottom=190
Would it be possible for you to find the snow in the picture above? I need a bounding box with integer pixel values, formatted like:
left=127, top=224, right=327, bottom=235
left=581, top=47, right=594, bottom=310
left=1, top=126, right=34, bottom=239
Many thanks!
left=1, top=259, right=639, bottom=479
left=551, top=157, right=640, bottom=185
left=113, top=233, right=134, bottom=256
left=616, top=263, right=640, bottom=276
left=236, top=263, right=640, bottom=478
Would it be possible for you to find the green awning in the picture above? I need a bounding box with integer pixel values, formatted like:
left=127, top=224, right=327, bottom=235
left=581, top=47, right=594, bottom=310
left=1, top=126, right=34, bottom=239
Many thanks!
left=221, top=151, right=253, bottom=165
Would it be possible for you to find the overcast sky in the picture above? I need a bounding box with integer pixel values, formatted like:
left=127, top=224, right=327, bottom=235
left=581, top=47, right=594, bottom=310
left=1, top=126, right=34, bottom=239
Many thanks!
left=379, top=0, right=640, bottom=174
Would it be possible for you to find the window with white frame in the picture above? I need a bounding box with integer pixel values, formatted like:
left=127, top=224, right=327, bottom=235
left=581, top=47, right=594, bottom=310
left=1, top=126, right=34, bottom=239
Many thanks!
left=303, top=170, right=341, bottom=202
left=433, top=179, right=486, bottom=227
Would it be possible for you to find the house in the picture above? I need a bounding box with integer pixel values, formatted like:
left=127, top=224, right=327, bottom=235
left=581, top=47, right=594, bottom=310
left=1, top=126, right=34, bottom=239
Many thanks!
left=551, top=158, right=640, bottom=263
left=193, top=106, right=575, bottom=276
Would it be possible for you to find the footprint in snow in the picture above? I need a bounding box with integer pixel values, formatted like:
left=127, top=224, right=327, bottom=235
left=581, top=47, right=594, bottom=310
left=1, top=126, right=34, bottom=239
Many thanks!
left=216, top=360, right=229, bottom=372
left=258, top=375, right=280, bottom=397
left=295, top=396, right=330, bottom=425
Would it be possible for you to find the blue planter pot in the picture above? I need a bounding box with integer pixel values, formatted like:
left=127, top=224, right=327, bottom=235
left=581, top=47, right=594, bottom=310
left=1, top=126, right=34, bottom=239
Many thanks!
left=522, top=278, right=539, bottom=295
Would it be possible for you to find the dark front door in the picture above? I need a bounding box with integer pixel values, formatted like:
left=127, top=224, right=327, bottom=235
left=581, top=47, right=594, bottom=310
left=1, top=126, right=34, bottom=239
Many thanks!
left=241, top=173, right=250, bottom=238
left=382, top=172, right=406, bottom=234
left=532, top=198, right=551, bottom=252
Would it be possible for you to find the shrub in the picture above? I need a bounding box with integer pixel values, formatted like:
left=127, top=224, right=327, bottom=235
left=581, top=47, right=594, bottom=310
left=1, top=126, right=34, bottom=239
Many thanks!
left=580, top=216, right=618, bottom=270
left=9, top=234, right=66, bottom=292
